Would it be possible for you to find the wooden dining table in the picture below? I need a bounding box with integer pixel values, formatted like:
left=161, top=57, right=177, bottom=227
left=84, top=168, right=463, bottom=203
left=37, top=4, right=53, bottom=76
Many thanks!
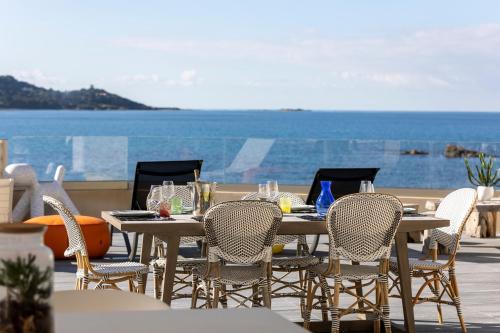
left=102, top=211, right=449, bottom=333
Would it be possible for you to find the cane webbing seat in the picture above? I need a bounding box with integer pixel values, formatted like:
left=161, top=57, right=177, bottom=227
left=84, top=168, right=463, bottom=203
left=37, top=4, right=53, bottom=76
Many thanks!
left=304, top=193, right=403, bottom=333
left=193, top=264, right=263, bottom=286
left=272, top=256, right=320, bottom=268
left=389, top=257, right=445, bottom=272
left=88, top=262, right=149, bottom=277
left=309, top=263, right=380, bottom=281
left=43, top=196, right=148, bottom=292
left=192, top=201, right=282, bottom=309
left=389, top=188, right=477, bottom=333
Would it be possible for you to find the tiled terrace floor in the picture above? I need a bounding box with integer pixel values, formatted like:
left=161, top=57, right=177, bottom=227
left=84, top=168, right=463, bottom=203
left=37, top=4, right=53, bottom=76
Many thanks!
left=54, top=233, right=500, bottom=332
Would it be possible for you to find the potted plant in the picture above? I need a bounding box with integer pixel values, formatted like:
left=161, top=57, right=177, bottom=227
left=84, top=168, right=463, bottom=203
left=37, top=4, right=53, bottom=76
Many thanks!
left=464, top=153, right=499, bottom=201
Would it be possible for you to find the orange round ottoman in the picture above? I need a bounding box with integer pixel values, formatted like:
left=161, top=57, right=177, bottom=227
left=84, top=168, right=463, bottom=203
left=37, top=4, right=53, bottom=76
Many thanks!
left=24, top=215, right=111, bottom=260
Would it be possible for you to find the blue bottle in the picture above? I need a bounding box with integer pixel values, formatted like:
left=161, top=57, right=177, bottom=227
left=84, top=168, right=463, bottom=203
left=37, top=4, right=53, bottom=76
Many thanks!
left=316, top=181, right=334, bottom=217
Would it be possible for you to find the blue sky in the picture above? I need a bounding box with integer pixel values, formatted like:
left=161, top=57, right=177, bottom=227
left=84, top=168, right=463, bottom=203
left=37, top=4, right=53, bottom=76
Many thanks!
left=1, top=1, right=499, bottom=111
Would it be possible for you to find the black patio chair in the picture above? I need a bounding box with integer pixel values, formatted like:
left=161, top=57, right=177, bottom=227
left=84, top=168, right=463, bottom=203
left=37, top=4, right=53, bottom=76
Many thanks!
left=305, top=168, right=380, bottom=254
left=111, top=160, right=203, bottom=261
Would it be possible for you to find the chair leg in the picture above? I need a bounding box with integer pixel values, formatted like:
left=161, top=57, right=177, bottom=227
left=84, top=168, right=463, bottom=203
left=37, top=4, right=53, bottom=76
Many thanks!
left=153, top=266, right=164, bottom=299
left=374, top=279, right=381, bottom=333
left=212, top=280, right=221, bottom=309
left=380, top=275, right=392, bottom=333
left=75, top=277, right=82, bottom=290
left=221, top=285, right=228, bottom=309
left=449, top=267, right=467, bottom=333
left=261, top=279, right=272, bottom=309
left=82, top=275, right=89, bottom=290
left=321, top=275, right=340, bottom=333
left=434, top=272, right=443, bottom=324
left=303, top=272, right=317, bottom=329
left=252, top=284, right=260, bottom=307
left=191, top=275, right=200, bottom=309
left=136, top=274, right=145, bottom=294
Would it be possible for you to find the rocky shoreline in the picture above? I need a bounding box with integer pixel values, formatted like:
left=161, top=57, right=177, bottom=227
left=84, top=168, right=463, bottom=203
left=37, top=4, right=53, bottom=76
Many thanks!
left=401, top=144, right=493, bottom=158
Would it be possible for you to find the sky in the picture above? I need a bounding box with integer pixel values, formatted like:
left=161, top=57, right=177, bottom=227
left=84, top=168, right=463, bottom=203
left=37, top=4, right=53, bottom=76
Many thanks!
left=1, top=1, right=500, bottom=111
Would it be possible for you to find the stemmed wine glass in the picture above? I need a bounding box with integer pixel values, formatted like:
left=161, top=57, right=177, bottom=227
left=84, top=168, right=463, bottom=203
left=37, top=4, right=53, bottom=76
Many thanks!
left=266, top=180, right=279, bottom=202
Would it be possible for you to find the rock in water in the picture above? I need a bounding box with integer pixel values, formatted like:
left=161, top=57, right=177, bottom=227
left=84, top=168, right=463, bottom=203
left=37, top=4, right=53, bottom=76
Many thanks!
left=444, top=144, right=481, bottom=158
left=401, top=149, right=429, bottom=156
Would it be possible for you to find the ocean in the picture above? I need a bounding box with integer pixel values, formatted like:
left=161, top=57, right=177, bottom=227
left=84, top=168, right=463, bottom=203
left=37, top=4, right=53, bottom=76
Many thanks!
left=0, top=110, right=499, bottom=189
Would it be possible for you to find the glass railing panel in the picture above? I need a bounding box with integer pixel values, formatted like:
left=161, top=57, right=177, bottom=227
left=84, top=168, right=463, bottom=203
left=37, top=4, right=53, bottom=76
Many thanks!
left=5, top=136, right=499, bottom=189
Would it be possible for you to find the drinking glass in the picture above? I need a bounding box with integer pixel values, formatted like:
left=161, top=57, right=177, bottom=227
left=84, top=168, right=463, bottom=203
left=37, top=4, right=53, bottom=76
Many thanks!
left=359, top=180, right=375, bottom=193
left=266, top=180, right=279, bottom=202
left=257, top=184, right=269, bottom=201
left=170, top=196, right=183, bottom=215
left=146, top=185, right=161, bottom=214
left=159, top=189, right=172, bottom=218
left=279, top=197, right=292, bottom=213
left=162, top=181, right=175, bottom=201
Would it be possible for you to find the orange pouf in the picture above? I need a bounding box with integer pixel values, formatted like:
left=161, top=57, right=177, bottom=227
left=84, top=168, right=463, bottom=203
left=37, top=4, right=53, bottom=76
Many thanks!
left=24, top=215, right=110, bottom=260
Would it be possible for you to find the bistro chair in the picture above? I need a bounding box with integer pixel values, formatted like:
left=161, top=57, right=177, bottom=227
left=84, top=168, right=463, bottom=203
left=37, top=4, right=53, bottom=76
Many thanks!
left=303, top=193, right=403, bottom=333
left=305, top=168, right=380, bottom=254
left=0, top=178, right=13, bottom=223
left=151, top=185, right=206, bottom=302
left=242, top=192, right=320, bottom=316
left=43, top=196, right=149, bottom=292
left=121, top=160, right=203, bottom=260
left=191, top=201, right=282, bottom=309
left=388, top=188, right=477, bottom=333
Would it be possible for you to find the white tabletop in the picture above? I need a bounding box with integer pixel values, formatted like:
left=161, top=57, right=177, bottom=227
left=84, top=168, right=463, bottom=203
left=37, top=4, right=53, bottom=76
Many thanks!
left=55, top=308, right=308, bottom=333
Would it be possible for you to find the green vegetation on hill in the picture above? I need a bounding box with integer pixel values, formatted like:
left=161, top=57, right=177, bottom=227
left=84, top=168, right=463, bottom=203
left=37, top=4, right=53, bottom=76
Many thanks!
left=0, top=75, right=164, bottom=110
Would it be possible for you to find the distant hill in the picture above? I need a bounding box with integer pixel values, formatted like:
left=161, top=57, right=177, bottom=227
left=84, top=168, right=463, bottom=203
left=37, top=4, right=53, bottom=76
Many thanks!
left=0, top=75, right=173, bottom=110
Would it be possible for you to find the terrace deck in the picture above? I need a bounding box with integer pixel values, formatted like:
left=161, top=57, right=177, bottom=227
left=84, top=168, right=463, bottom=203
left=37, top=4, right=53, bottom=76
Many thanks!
left=54, top=233, right=500, bottom=332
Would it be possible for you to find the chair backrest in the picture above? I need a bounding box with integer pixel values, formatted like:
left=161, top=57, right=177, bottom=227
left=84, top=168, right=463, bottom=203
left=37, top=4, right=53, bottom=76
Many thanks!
left=241, top=192, right=304, bottom=245
left=326, top=193, right=403, bottom=262
left=306, top=168, right=380, bottom=205
left=131, top=160, right=202, bottom=210
left=0, top=178, right=13, bottom=223
left=174, top=185, right=193, bottom=208
left=43, top=195, right=88, bottom=257
left=203, top=201, right=282, bottom=264
left=431, top=188, right=477, bottom=255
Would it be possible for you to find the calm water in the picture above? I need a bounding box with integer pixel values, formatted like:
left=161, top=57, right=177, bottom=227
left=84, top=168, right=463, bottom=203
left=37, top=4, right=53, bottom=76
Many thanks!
left=1, top=110, right=499, bottom=188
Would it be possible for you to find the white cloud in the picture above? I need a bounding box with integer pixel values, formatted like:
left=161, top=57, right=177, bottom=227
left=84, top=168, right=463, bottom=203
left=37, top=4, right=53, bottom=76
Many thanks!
left=179, top=69, right=198, bottom=86
left=114, top=23, right=500, bottom=91
left=117, top=70, right=202, bottom=87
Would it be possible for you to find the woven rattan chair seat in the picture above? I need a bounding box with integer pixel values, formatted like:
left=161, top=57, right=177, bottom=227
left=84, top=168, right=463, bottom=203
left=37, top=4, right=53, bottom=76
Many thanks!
left=89, top=261, right=149, bottom=276
left=310, top=262, right=381, bottom=280
left=153, top=257, right=206, bottom=270
left=272, top=255, right=320, bottom=268
left=193, top=264, right=263, bottom=286
left=389, top=257, right=447, bottom=273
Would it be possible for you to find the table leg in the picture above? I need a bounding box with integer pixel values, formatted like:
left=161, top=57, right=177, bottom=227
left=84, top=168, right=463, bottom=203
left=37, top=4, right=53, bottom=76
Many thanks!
left=490, top=212, right=497, bottom=238
left=139, top=233, right=153, bottom=293
left=161, top=235, right=181, bottom=305
left=395, top=232, right=415, bottom=333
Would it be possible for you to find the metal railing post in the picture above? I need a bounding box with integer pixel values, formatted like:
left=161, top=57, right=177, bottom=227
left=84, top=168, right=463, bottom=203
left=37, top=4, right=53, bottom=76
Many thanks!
left=0, top=139, right=7, bottom=176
